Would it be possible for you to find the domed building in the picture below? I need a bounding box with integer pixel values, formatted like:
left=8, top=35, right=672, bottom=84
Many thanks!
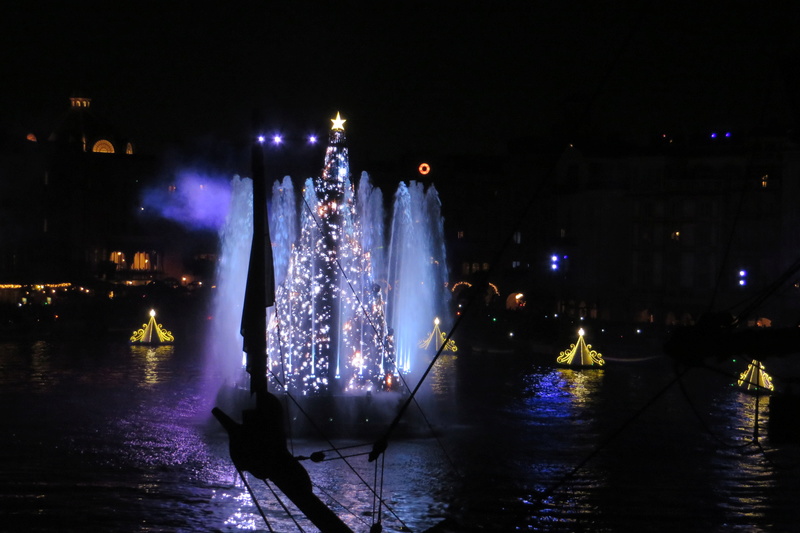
left=0, top=94, right=173, bottom=285
left=48, top=94, right=135, bottom=155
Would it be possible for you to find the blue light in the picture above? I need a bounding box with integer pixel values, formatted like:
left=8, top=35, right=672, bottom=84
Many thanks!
left=257, top=135, right=265, bottom=143
left=710, top=132, right=717, bottom=139
left=725, top=132, right=731, bottom=138
left=272, top=135, right=283, bottom=145
left=308, top=135, right=318, bottom=144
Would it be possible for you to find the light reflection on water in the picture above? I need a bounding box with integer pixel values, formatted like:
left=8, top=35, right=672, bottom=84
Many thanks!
left=709, top=391, right=779, bottom=533
left=430, top=353, right=457, bottom=396
left=3, top=341, right=800, bottom=531
left=129, top=345, right=176, bottom=386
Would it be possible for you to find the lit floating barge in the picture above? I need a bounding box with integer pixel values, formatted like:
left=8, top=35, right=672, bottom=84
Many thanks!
left=130, top=309, right=175, bottom=345
left=556, top=328, right=605, bottom=368
left=418, top=317, right=457, bottom=353
left=737, top=359, right=774, bottom=394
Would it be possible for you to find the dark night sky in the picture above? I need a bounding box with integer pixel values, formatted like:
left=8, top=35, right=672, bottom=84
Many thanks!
left=3, top=2, right=799, bottom=166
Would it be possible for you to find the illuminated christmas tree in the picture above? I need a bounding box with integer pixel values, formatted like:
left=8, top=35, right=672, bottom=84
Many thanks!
left=268, top=113, right=395, bottom=395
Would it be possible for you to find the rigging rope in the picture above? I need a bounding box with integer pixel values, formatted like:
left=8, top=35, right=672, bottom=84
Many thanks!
left=294, top=195, right=461, bottom=473
left=372, top=457, right=380, bottom=528
left=675, top=360, right=795, bottom=471
left=263, top=479, right=306, bottom=532
left=543, top=359, right=785, bottom=510
left=271, top=318, right=296, bottom=456
left=675, top=364, right=759, bottom=450
left=378, top=452, right=387, bottom=527
left=375, top=3, right=649, bottom=457
left=534, top=3, right=795, bottom=515
left=708, top=172, right=750, bottom=315
left=731, top=253, right=800, bottom=325
left=539, top=366, right=689, bottom=504
left=237, top=469, right=275, bottom=532
left=265, top=368, right=408, bottom=528
left=312, top=482, right=375, bottom=531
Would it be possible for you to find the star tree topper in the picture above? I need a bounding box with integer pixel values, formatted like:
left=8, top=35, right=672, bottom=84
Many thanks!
left=331, top=111, right=346, bottom=131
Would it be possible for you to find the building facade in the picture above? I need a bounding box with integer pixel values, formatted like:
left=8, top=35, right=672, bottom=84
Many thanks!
left=0, top=95, right=209, bottom=286
left=446, top=133, right=800, bottom=329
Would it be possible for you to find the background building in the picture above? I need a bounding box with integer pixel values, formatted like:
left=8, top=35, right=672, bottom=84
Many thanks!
left=3, top=95, right=799, bottom=342
left=442, top=131, right=800, bottom=334
left=0, top=94, right=214, bottom=286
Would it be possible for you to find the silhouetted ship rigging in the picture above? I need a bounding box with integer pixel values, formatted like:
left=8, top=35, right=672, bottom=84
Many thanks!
left=664, top=254, right=800, bottom=444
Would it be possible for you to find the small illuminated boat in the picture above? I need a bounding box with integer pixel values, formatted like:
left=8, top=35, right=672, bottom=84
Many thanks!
left=130, top=309, right=174, bottom=345
left=556, top=328, right=605, bottom=368
left=737, top=359, right=774, bottom=395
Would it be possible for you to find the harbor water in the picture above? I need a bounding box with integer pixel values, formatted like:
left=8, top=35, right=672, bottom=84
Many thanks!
left=3, top=336, right=800, bottom=532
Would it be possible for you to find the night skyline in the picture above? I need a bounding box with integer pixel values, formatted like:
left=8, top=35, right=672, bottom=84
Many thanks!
left=3, top=3, right=799, bottom=164
left=4, top=5, right=800, bottom=532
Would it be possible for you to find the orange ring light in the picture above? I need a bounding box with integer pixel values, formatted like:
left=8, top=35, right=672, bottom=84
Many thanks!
left=418, top=163, right=431, bottom=175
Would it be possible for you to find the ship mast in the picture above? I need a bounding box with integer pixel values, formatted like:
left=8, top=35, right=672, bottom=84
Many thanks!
left=240, top=129, right=272, bottom=397
left=213, top=119, right=354, bottom=533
